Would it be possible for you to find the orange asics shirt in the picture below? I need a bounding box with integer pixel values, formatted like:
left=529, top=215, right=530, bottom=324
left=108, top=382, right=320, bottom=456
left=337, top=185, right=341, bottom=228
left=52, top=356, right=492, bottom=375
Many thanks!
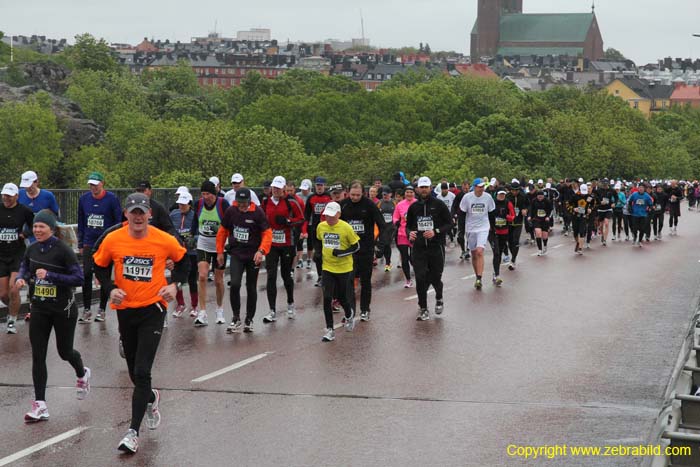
left=93, top=225, right=187, bottom=310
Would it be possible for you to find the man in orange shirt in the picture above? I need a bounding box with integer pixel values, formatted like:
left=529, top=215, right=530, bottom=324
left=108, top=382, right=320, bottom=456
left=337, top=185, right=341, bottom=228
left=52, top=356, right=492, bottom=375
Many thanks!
left=93, top=193, right=189, bottom=455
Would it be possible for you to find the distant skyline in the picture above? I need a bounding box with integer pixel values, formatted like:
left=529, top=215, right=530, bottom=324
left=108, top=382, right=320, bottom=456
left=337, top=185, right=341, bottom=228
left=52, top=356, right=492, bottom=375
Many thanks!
left=2, top=0, right=699, bottom=64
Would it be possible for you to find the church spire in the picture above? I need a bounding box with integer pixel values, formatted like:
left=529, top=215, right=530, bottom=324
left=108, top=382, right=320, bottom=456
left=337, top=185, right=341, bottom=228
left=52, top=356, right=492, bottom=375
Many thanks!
left=591, top=0, right=595, bottom=13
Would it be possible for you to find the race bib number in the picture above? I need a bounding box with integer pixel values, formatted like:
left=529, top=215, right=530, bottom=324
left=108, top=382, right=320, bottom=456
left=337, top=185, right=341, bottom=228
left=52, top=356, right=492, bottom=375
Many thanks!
left=200, top=220, right=219, bottom=236
left=323, top=232, right=340, bottom=250
left=314, top=203, right=326, bottom=215
left=601, top=198, right=609, bottom=205
left=349, top=220, right=365, bottom=233
left=34, top=279, right=57, bottom=299
left=122, top=256, right=154, bottom=282
left=471, top=204, right=486, bottom=215
left=654, top=204, right=662, bottom=211
left=636, top=199, right=646, bottom=205
left=272, top=229, right=286, bottom=244
left=417, top=216, right=434, bottom=232
left=577, top=207, right=586, bottom=215
left=233, top=226, right=250, bottom=243
left=0, top=228, right=18, bottom=242
left=495, top=217, right=506, bottom=227
left=537, top=209, right=546, bottom=218
left=87, top=214, right=104, bottom=228
left=514, top=208, right=520, bottom=217
left=383, top=213, right=393, bottom=224
left=671, top=195, right=678, bottom=202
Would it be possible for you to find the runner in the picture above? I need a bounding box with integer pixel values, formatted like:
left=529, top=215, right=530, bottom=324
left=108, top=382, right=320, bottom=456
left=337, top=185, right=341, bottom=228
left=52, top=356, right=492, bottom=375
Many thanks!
left=667, top=180, right=683, bottom=235
left=627, top=183, right=653, bottom=247
left=316, top=202, right=360, bottom=341
left=527, top=191, right=553, bottom=256
left=452, top=180, right=471, bottom=260
left=303, top=177, right=333, bottom=286
left=216, top=188, right=272, bottom=333
left=393, top=185, right=417, bottom=288
left=93, top=193, right=189, bottom=454
left=261, top=177, right=304, bottom=323
left=1, top=183, right=35, bottom=334
left=652, top=184, right=669, bottom=241
left=294, top=180, right=312, bottom=269
left=612, top=182, right=626, bottom=241
left=489, top=190, right=514, bottom=286
left=435, top=182, right=456, bottom=245
left=224, top=173, right=261, bottom=207
left=192, top=181, right=230, bottom=326
left=169, top=192, right=199, bottom=318
left=460, top=178, right=496, bottom=290
left=18, top=170, right=60, bottom=218
left=570, top=183, right=594, bottom=255
left=505, top=181, right=529, bottom=270
left=376, top=187, right=396, bottom=271
left=77, top=172, right=122, bottom=323
left=594, top=178, right=616, bottom=246
left=340, top=181, right=387, bottom=322
left=14, top=210, right=90, bottom=422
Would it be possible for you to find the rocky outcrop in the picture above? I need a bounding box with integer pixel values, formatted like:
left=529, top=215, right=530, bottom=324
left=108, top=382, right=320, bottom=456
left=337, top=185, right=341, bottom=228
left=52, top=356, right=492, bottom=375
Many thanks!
left=20, top=62, right=71, bottom=94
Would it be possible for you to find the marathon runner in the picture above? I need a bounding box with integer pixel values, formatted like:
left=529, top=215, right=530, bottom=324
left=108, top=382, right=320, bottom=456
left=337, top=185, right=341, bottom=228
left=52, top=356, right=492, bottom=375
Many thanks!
left=452, top=180, right=471, bottom=261
left=489, top=189, right=514, bottom=286
left=506, top=181, right=528, bottom=270
left=460, top=178, right=496, bottom=290
left=667, top=180, right=683, bottom=235
left=224, top=173, right=261, bottom=207
left=394, top=185, right=417, bottom=288
left=652, top=184, right=669, bottom=240
left=570, top=183, right=593, bottom=255
left=527, top=190, right=553, bottom=256
left=303, top=177, right=332, bottom=286
left=169, top=192, right=198, bottom=318
left=376, top=187, right=396, bottom=271
left=612, top=182, right=626, bottom=241
left=594, top=178, right=616, bottom=247
left=627, top=183, right=653, bottom=247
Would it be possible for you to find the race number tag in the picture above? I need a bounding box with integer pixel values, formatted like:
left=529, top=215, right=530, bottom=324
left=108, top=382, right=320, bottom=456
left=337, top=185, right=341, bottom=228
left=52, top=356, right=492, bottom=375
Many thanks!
left=314, top=203, right=326, bottom=215
left=577, top=207, right=586, bottom=215
left=383, top=213, right=393, bottom=224
left=272, top=229, right=286, bottom=244
left=87, top=214, right=104, bottom=228
left=200, top=220, right=219, bottom=236
left=417, top=216, right=434, bottom=232
left=671, top=195, right=678, bottom=202
left=233, top=226, right=250, bottom=243
left=34, top=279, right=57, bottom=299
left=471, top=204, right=486, bottom=214
left=323, top=233, right=340, bottom=249
left=601, top=198, right=609, bottom=205
left=537, top=209, right=546, bottom=218
left=349, top=220, right=365, bottom=233
left=0, top=228, right=18, bottom=242
left=514, top=208, right=520, bottom=217
left=495, top=217, right=506, bottom=227
left=122, top=256, right=154, bottom=282
left=636, top=199, right=646, bottom=205
left=655, top=204, right=662, bottom=211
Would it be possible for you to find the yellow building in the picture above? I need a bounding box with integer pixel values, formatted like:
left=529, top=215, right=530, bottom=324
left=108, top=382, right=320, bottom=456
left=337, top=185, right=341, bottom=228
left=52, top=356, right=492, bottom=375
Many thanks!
left=605, top=77, right=673, bottom=117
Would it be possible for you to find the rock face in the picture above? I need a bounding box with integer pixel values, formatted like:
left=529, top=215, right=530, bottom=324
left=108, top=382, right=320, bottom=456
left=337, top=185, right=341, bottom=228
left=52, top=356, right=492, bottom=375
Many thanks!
left=0, top=79, right=103, bottom=151
left=20, top=62, right=71, bottom=94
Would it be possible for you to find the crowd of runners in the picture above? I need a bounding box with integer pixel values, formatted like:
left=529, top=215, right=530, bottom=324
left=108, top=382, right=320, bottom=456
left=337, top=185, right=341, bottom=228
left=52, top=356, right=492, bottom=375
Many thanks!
left=1, top=169, right=696, bottom=454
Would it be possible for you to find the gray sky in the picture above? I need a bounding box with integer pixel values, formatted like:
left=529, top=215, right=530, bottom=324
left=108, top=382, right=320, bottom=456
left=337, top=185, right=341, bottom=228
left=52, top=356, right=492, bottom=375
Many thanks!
left=3, top=0, right=699, bottom=64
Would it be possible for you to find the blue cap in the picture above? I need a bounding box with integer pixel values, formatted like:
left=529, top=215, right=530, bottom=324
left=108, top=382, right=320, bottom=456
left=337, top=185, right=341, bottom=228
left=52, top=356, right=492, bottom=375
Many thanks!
left=314, top=176, right=327, bottom=184
left=473, top=177, right=485, bottom=187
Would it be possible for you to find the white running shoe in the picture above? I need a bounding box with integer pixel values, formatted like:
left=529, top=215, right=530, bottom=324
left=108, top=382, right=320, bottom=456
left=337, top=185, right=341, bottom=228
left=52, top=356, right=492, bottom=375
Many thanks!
left=24, top=401, right=49, bottom=423
left=287, top=303, right=296, bottom=319
left=189, top=306, right=199, bottom=318
left=118, top=429, right=139, bottom=454
left=215, top=309, right=225, bottom=324
left=322, top=328, right=335, bottom=342
left=145, top=389, right=161, bottom=430
left=76, top=367, right=91, bottom=400
left=194, top=310, right=208, bottom=327
left=262, top=311, right=277, bottom=323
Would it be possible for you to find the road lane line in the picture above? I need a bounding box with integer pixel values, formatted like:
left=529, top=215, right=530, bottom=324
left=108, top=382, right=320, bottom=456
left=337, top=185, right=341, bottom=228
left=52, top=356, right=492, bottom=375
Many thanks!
left=192, top=353, right=271, bottom=383
left=333, top=323, right=344, bottom=330
left=0, top=426, right=89, bottom=466
left=461, top=274, right=476, bottom=280
left=553, top=244, right=563, bottom=249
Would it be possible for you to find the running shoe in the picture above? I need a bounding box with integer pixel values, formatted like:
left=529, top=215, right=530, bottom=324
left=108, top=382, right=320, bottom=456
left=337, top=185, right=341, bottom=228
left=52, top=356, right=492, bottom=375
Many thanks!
left=537, top=250, right=543, bottom=256
left=24, top=401, right=49, bottom=423
left=404, top=280, right=413, bottom=288
left=24, top=312, right=30, bottom=321
left=287, top=303, right=296, bottom=319
left=502, top=254, right=510, bottom=264
left=94, top=309, right=106, bottom=322
left=172, top=304, right=185, bottom=318
left=344, top=310, right=356, bottom=331
left=435, top=300, right=444, bottom=315
left=215, top=309, right=225, bottom=324
left=416, top=309, right=430, bottom=321
left=207, top=271, right=214, bottom=282
left=226, top=320, right=242, bottom=333
left=76, top=367, right=91, bottom=400
left=612, top=235, right=616, bottom=241
left=262, top=311, right=277, bottom=323
left=118, top=429, right=139, bottom=454
left=331, top=299, right=341, bottom=313
left=493, top=277, right=503, bottom=287
left=163, top=315, right=168, bottom=329
left=314, top=278, right=323, bottom=287
left=189, top=306, right=199, bottom=318
left=322, top=328, right=335, bottom=342
left=119, top=339, right=125, bottom=358
left=145, top=389, right=161, bottom=430
left=508, top=263, right=516, bottom=271
left=625, top=235, right=630, bottom=242
left=384, top=265, right=392, bottom=272
left=243, top=321, right=254, bottom=333
left=78, top=309, right=92, bottom=323
left=543, top=246, right=548, bottom=255
left=474, top=279, right=483, bottom=290
left=306, top=260, right=311, bottom=269
left=360, top=311, right=370, bottom=322
left=6, top=319, right=16, bottom=334
left=194, top=311, right=208, bottom=327
left=296, top=260, right=304, bottom=269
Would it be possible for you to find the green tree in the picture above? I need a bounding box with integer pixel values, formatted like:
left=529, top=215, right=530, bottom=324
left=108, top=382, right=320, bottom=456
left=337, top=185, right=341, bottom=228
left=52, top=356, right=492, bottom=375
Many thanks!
left=63, top=33, right=119, bottom=72
left=604, top=48, right=626, bottom=61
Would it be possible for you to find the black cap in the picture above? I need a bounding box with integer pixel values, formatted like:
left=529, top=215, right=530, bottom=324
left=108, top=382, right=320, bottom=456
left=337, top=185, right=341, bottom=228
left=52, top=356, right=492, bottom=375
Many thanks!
left=404, top=185, right=415, bottom=192
left=136, top=180, right=151, bottom=191
left=263, top=180, right=272, bottom=188
left=381, top=186, right=392, bottom=195
left=440, top=182, right=449, bottom=190
left=125, top=193, right=151, bottom=213
left=235, top=187, right=251, bottom=202
left=536, top=190, right=545, bottom=196
left=510, top=181, right=521, bottom=189
left=201, top=181, right=217, bottom=195
left=329, top=183, right=344, bottom=193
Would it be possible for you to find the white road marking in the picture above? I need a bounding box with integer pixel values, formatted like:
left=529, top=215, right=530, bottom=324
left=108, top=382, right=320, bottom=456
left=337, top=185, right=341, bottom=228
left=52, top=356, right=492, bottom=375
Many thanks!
left=192, top=353, right=272, bottom=383
left=553, top=244, right=563, bottom=249
left=461, top=274, right=476, bottom=280
left=333, top=323, right=344, bottom=330
left=0, top=426, right=89, bottom=466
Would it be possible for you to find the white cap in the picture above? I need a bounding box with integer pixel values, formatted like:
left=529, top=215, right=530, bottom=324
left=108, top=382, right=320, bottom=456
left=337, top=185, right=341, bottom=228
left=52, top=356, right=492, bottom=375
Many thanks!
left=578, top=177, right=584, bottom=183
left=490, top=177, right=497, bottom=186
left=231, top=173, right=244, bottom=183
left=209, top=176, right=220, bottom=186
left=300, top=181, right=311, bottom=190
left=545, top=182, right=551, bottom=189
left=614, top=182, right=622, bottom=190
left=1, top=183, right=19, bottom=196
left=176, top=193, right=193, bottom=205
left=580, top=184, right=588, bottom=195
left=175, top=186, right=189, bottom=195
left=537, top=179, right=543, bottom=185
left=417, top=177, right=432, bottom=188
left=528, top=179, right=534, bottom=185
left=322, top=201, right=341, bottom=217
left=271, top=176, right=286, bottom=189
left=511, top=178, right=519, bottom=184
left=19, top=171, right=38, bottom=188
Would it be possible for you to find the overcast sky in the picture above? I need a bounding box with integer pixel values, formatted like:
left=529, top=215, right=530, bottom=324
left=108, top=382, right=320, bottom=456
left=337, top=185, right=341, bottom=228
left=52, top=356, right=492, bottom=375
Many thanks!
left=3, top=0, right=699, bottom=64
